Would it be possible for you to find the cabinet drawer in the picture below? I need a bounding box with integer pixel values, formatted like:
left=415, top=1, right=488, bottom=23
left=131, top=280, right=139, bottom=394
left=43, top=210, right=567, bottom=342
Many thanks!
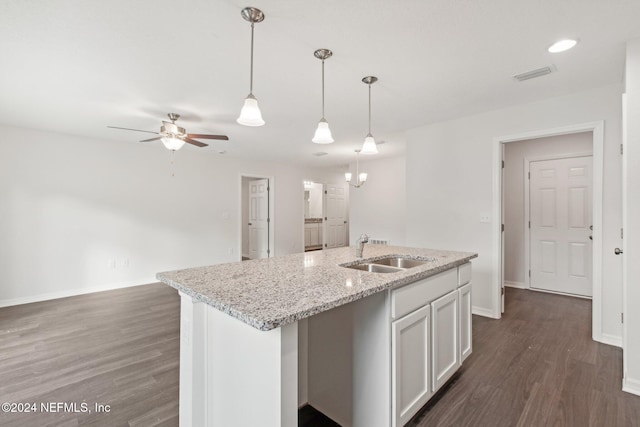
left=391, top=268, right=457, bottom=319
left=458, top=262, right=472, bottom=286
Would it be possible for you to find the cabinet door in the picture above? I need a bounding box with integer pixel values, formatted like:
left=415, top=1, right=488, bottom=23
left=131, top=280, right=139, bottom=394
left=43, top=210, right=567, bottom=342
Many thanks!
left=431, top=290, right=459, bottom=392
left=310, top=224, right=320, bottom=246
left=392, top=305, right=431, bottom=427
left=304, top=225, right=312, bottom=247
left=458, top=283, right=472, bottom=362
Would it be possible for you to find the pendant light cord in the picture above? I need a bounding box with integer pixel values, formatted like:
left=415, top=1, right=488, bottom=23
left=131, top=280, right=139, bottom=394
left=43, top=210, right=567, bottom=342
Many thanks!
left=368, top=83, right=372, bottom=134
left=249, top=22, right=255, bottom=94
left=321, top=59, right=326, bottom=118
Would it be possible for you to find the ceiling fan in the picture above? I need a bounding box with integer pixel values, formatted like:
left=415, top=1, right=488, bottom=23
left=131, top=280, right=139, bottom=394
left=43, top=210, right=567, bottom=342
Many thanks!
left=108, top=113, right=229, bottom=151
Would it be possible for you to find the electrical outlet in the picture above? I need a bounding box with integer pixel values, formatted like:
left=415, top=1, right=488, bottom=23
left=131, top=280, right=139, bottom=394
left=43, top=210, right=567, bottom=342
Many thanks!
left=480, top=214, right=491, bottom=223
left=108, top=259, right=116, bottom=269
left=123, top=258, right=130, bottom=268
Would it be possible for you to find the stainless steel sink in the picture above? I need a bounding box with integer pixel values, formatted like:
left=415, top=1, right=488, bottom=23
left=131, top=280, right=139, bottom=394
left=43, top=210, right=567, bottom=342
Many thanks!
left=370, top=256, right=430, bottom=269
left=341, top=256, right=433, bottom=273
left=342, top=263, right=404, bottom=274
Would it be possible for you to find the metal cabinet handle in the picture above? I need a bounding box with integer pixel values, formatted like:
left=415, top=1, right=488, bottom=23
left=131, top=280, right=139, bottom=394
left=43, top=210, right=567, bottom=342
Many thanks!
left=615, top=248, right=623, bottom=255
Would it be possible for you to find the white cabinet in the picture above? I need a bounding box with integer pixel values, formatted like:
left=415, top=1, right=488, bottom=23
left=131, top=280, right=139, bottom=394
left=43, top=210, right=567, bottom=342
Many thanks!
left=459, top=283, right=472, bottom=362
left=308, top=262, right=473, bottom=427
left=390, top=262, right=472, bottom=426
left=431, top=290, right=460, bottom=392
left=391, top=304, right=432, bottom=427
left=304, top=222, right=321, bottom=249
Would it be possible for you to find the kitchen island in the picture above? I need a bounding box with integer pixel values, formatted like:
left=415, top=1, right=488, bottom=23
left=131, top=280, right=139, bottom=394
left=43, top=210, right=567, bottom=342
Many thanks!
left=157, top=245, right=477, bottom=427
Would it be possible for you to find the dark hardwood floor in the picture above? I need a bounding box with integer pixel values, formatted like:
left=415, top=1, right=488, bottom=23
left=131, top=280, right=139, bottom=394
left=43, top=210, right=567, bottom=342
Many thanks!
left=0, top=284, right=180, bottom=427
left=1, top=284, right=639, bottom=426
left=408, top=287, right=640, bottom=427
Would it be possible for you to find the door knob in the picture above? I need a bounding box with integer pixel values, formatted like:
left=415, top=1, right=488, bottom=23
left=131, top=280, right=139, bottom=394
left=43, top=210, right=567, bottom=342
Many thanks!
left=589, top=236, right=592, bottom=240
left=615, top=248, right=623, bottom=255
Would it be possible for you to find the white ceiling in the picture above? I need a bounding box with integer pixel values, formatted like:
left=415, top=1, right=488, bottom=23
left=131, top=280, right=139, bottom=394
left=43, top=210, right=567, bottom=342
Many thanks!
left=1, top=0, right=639, bottom=166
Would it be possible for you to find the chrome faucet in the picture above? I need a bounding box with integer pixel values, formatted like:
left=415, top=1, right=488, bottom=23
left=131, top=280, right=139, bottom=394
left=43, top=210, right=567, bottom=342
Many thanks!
left=356, top=233, right=369, bottom=258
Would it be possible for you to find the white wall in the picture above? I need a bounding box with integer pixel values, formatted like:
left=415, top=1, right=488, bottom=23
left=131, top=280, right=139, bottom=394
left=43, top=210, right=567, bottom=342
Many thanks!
left=348, top=155, right=406, bottom=246
left=404, top=84, right=622, bottom=338
left=0, top=124, right=342, bottom=305
left=503, top=132, right=593, bottom=286
left=623, top=39, right=640, bottom=395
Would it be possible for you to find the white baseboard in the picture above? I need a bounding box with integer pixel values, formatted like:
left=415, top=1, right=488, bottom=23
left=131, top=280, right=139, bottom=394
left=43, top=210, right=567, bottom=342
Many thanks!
left=623, top=377, right=640, bottom=396
left=0, top=278, right=156, bottom=308
left=472, top=306, right=500, bottom=319
left=504, top=281, right=527, bottom=289
left=597, top=333, right=623, bottom=348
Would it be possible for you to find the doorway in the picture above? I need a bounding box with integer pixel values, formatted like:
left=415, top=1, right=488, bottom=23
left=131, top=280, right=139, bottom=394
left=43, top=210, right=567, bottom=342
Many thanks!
left=241, top=175, right=275, bottom=260
left=302, top=181, right=348, bottom=252
left=494, top=121, right=605, bottom=341
left=304, top=181, right=324, bottom=252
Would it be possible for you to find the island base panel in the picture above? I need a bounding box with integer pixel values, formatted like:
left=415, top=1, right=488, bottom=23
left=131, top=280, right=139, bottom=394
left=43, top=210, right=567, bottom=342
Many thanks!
left=179, top=292, right=298, bottom=427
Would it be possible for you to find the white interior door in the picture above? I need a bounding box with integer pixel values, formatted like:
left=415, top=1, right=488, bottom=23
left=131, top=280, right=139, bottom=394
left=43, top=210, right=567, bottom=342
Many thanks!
left=249, top=179, right=269, bottom=259
left=324, top=184, right=347, bottom=249
left=529, top=156, right=593, bottom=296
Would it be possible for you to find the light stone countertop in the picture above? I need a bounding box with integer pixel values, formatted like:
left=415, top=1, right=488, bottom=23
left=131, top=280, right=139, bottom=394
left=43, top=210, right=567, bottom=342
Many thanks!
left=156, top=245, right=477, bottom=331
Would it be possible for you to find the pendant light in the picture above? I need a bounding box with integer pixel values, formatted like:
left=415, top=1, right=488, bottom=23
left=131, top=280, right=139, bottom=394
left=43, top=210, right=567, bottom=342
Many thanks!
left=312, top=49, right=334, bottom=144
left=237, top=7, right=265, bottom=127
left=360, top=76, right=378, bottom=154
left=345, top=149, right=368, bottom=188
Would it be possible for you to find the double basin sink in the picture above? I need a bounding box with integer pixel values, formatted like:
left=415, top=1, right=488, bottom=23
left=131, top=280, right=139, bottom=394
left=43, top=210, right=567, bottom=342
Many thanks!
left=341, top=256, right=432, bottom=274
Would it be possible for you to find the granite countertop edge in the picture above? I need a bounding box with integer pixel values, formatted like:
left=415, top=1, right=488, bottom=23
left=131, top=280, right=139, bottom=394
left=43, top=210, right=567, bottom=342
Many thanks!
left=157, top=248, right=477, bottom=331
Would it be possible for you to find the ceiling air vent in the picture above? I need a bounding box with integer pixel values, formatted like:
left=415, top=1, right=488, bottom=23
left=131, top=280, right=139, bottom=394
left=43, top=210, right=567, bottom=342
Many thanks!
left=513, top=65, right=556, bottom=82
left=312, top=152, right=328, bottom=156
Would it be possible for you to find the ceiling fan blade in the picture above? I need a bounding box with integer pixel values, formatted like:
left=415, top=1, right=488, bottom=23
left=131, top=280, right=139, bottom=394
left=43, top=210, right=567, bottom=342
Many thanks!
left=187, top=133, right=229, bottom=141
left=184, top=137, right=208, bottom=147
left=107, top=126, right=159, bottom=135
left=140, top=137, right=162, bottom=143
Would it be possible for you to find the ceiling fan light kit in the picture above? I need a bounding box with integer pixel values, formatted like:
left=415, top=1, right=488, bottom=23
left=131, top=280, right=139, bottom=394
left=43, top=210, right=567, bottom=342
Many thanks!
left=161, top=136, right=186, bottom=151
left=237, top=7, right=265, bottom=127
left=312, top=48, right=334, bottom=144
left=107, top=113, right=228, bottom=151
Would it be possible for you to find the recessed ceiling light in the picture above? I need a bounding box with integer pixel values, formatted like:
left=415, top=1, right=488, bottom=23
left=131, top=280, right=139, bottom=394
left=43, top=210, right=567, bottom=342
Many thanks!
left=548, top=39, right=578, bottom=53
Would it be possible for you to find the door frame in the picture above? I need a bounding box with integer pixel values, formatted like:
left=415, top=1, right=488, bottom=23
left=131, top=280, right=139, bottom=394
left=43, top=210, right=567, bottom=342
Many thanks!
left=493, top=121, right=604, bottom=342
left=523, top=152, right=593, bottom=294
left=239, top=173, right=276, bottom=260
left=301, top=180, right=324, bottom=252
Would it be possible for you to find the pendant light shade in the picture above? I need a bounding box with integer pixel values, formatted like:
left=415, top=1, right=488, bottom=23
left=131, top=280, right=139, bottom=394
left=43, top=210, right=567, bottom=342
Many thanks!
left=238, top=94, right=265, bottom=127
left=237, top=7, right=265, bottom=127
left=312, top=49, right=334, bottom=144
left=161, top=136, right=186, bottom=151
left=361, top=134, right=377, bottom=155
left=313, top=118, right=333, bottom=144
left=361, top=76, right=378, bottom=154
